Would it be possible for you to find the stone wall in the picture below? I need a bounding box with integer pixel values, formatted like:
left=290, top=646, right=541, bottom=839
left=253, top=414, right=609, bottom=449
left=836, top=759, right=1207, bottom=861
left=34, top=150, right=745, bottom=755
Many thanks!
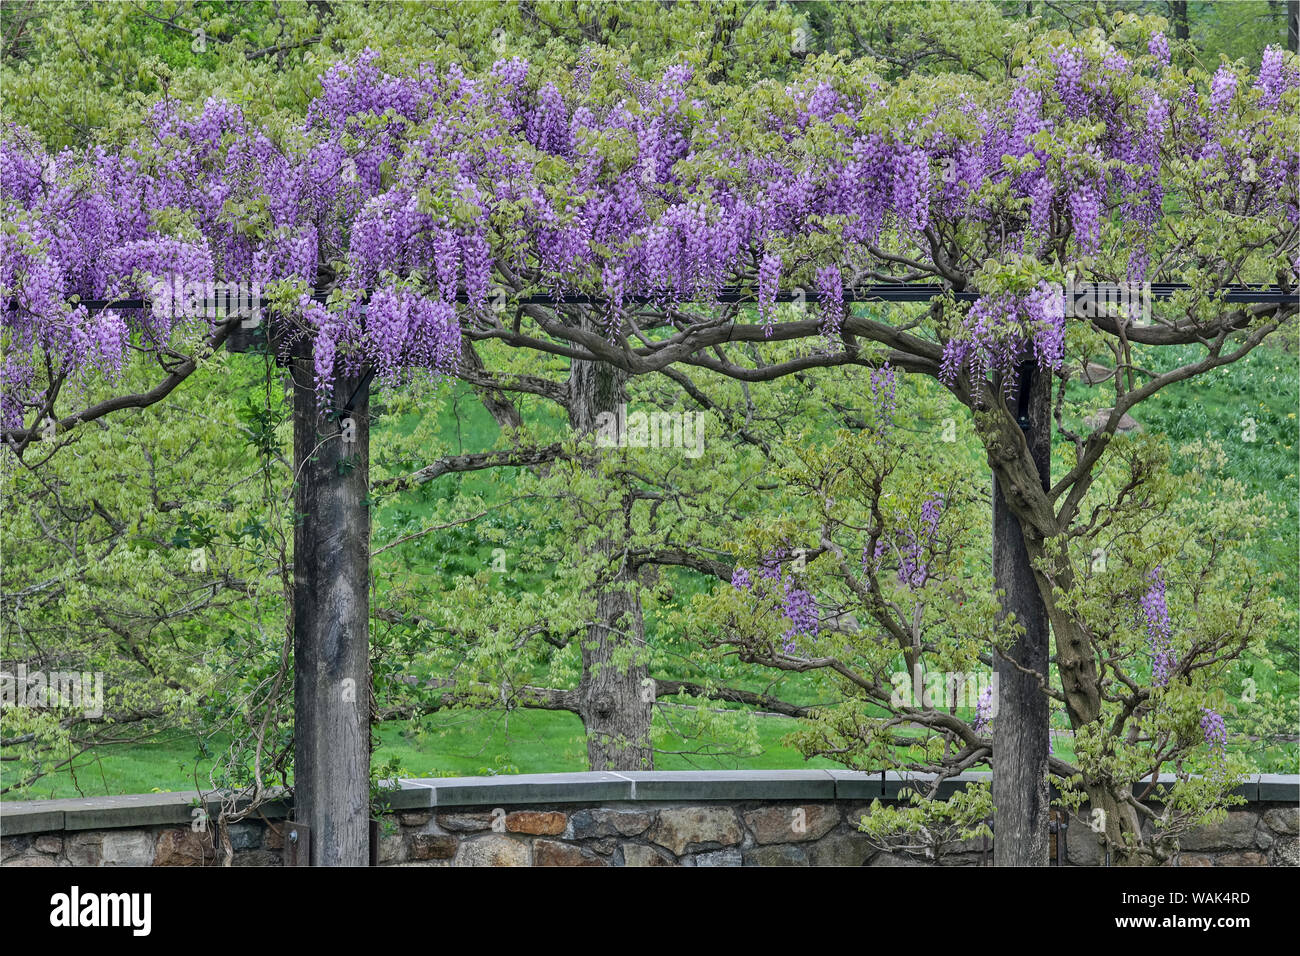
left=2, top=771, right=1295, bottom=867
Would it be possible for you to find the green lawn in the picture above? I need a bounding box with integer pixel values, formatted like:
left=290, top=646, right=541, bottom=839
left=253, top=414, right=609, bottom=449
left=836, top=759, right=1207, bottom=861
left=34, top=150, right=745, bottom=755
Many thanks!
left=8, top=708, right=848, bottom=801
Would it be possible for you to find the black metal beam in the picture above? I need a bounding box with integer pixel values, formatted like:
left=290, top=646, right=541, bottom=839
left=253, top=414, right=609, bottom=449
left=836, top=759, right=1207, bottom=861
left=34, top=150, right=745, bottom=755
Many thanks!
left=55, top=281, right=1300, bottom=313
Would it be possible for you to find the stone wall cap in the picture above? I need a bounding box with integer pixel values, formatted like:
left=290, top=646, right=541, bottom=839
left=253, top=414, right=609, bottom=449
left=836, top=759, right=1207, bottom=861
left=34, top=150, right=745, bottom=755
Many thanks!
left=3, top=771, right=1296, bottom=835
left=1, top=789, right=290, bottom=835
left=399, top=771, right=634, bottom=807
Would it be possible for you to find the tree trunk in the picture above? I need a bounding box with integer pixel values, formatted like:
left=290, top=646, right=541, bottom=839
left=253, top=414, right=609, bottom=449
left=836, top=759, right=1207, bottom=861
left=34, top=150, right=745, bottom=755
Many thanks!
left=568, top=345, right=654, bottom=771
left=291, top=352, right=371, bottom=865
left=991, top=363, right=1052, bottom=866
left=1033, top=544, right=1163, bottom=864
left=1170, top=1, right=1190, bottom=40
left=980, top=349, right=1180, bottom=865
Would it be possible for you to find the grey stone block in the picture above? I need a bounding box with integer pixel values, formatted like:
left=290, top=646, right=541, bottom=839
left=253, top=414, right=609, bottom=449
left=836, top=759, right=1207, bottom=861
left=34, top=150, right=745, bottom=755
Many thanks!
left=65, top=832, right=104, bottom=866
left=869, top=851, right=927, bottom=866
left=231, top=849, right=280, bottom=867
left=0, top=835, right=33, bottom=860
left=0, top=805, right=64, bottom=836
left=34, top=835, right=62, bottom=854
left=1180, top=812, right=1260, bottom=852
left=743, top=843, right=808, bottom=866
left=621, top=844, right=674, bottom=866
left=396, top=810, right=433, bottom=827
left=620, top=770, right=836, bottom=801
left=568, top=808, right=654, bottom=839
left=455, top=834, right=530, bottom=866
left=101, top=830, right=156, bottom=866
left=56, top=790, right=287, bottom=831
left=691, top=848, right=743, bottom=866
left=65, top=792, right=209, bottom=830
left=1256, top=775, right=1299, bottom=802
left=1066, top=821, right=1105, bottom=866
left=375, top=781, right=434, bottom=811
left=225, top=822, right=263, bottom=851
left=377, top=831, right=407, bottom=865
left=827, top=771, right=884, bottom=801
left=435, top=811, right=495, bottom=832
left=1271, top=836, right=1298, bottom=867
left=1264, top=807, right=1299, bottom=836
left=807, top=832, right=876, bottom=866
left=649, top=807, right=743, bottom=855
left=404, top=772, right=632, bottom=807
left=744, top=804, right=839, bottom=843
left=390, top=859, right=452, bottom=867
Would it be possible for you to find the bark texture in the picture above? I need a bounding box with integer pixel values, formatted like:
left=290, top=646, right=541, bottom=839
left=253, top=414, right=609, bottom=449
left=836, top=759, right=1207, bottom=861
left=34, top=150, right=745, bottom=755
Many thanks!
left=991, top=365, right=1052, bottom=866
left=568, top=347, right=654, bottom=771
left=291, top=354, right=371, bottom=865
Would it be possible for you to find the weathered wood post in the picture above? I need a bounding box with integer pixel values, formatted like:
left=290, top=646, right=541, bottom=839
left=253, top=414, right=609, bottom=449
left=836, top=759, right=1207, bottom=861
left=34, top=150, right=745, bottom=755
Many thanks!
left=288, top=343, right=371, bottom=866
left=231, top=315, right=372, bottom=867
left=991, top=361, right=1052, bottom=866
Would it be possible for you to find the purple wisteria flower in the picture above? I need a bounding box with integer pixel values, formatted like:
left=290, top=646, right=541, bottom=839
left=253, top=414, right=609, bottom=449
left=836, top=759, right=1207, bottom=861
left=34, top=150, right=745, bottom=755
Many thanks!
left=1051, top=46, right=1088, bottom=118
left=732, top=550, right=818, bottom=653
left=939, top=281, right=1065, bottom=394
left=869, top=361, right=897, bottom=429
left=858, top=494, right=946, bottom=591
left=1141, top=566, right=1175, bottom=686
left=1210, top=66, right=1237, bottom=115
left=1148, top=32, right=1171, bottom=66
left=1254, top=46, right=1291, bottom=109
left=780, top=577, right=819, bottom=650
left=815, top=264, right=844, bottom=338
left=758, top=252, right=781, bottom=338
left=896, top=492, right=945, bottom=590
left=862, top=538, right=886, bottom=577
left=1200, top=707, right=1228, bottom=770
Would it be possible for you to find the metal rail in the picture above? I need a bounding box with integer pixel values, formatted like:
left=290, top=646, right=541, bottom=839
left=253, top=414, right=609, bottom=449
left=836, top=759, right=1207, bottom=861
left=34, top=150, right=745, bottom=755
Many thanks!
left=55, top=281, right=1300, bottom=312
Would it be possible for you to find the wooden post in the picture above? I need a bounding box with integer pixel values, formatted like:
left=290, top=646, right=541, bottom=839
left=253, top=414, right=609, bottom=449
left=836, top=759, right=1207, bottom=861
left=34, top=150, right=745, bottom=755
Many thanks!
left=992, top=361, right=1052, bottom=866
left=289, top=348, right=371, bottom=866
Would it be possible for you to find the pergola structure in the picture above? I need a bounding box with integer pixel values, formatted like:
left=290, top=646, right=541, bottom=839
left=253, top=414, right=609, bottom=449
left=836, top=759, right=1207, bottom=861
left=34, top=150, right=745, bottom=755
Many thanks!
left=38, top=279, right=1295, bottom=864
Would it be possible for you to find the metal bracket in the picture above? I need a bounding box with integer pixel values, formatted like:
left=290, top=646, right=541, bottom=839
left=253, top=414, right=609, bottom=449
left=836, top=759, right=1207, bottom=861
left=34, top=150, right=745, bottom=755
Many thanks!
left=340, top=368, right=375, bottom=418
left=284, top=820, right=311, bottom=866
left=1048, top=809, right=1070, bottom=866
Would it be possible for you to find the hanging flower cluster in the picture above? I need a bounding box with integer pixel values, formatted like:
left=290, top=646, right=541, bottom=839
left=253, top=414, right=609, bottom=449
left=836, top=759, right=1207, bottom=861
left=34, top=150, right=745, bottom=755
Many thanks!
left=861, top=491, right=947, bottom=592
left=939, top=281, right=1066, bottom=393
left=1200, top=707, right=1229, bottom=773
left=732, top=550, right=819, bottom=654
left=1140, top=566, right=1176, bottom=686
